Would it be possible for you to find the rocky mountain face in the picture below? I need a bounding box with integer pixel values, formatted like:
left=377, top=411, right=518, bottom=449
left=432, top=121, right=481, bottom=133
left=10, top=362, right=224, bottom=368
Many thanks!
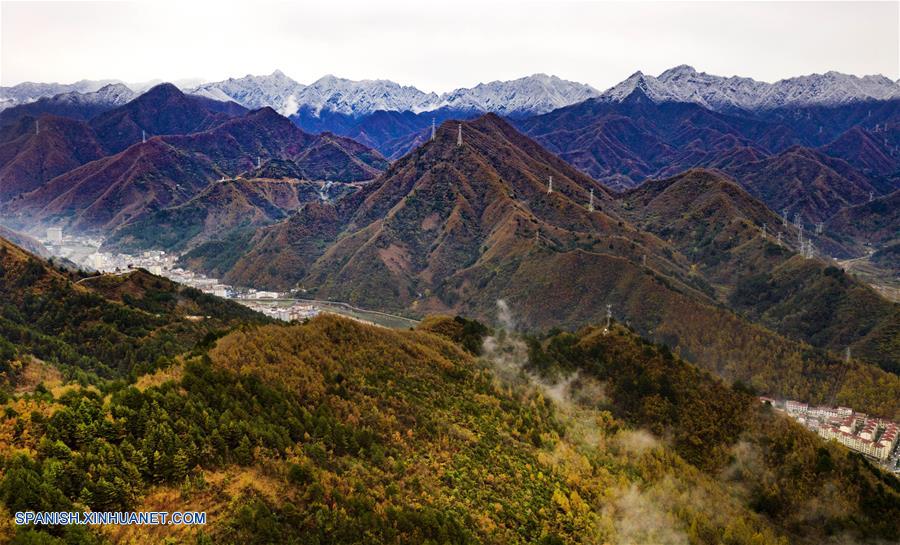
left=436, top=73, right=599, bottom=117
left=186, top=72, right=599, bottom=155
left=191, top=72, right=599, bottom=118
left=190, top=70, right=306, bottom=117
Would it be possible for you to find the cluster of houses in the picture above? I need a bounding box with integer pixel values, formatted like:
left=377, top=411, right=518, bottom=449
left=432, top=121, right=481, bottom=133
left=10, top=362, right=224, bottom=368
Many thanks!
left=762, top=398, right=899, bottom=463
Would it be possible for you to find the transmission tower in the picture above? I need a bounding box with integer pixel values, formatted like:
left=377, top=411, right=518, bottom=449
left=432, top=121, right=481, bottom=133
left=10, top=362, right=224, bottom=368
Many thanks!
left=431, top=118, right=436, bottom=141
left=587, top=188, right=594, bottom=212
left=762, top=223, right=767, bottom=240
left=457, top=124, right=463, bottom=146
left=815, top=222, right=823, bottom=235
left=142, top=130, right=146, bottom=144
left=547, top=176, right=553, bottom=194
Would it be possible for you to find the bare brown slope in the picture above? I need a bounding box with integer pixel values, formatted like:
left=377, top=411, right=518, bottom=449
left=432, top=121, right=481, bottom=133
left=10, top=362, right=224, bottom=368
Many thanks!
left=226, top=114, right=694, bottom=301
left=0, top=115, right=105, bottom=201
left=106, top=178, right=355, bottom=253
left=4, top=108, right=386, bottom=232
left=215, top=116, right=900, bottom=415
left=89, top=83, right=243, bottom=154
left=721, top=146, right=878, bottom=222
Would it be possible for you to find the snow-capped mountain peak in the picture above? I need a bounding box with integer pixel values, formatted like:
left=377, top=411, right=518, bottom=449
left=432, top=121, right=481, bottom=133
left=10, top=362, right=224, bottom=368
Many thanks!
left=186, top=71, right=598, bottom=118
left=600, top=66, right=900, bottom=111
left=436, top=73, right=600, bottom=117
left=0, top=79, right=123, bottom=112
left=295, top=75, right=439, bottom=116
left=190, top=70, right=305, bottom=117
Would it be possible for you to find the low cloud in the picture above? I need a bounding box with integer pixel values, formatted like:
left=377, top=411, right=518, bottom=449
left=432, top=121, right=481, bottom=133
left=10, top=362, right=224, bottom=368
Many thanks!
left=280, top=93, right=299, bottom=117
left=608, top=484, right=689, bottom=545
left=614, top=429, right=660, bottom=456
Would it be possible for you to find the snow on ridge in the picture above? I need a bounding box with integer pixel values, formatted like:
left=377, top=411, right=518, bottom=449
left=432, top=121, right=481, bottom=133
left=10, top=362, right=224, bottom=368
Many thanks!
left=0, top=79, right=123, bottom=112
left=190, top=70, right=306, bottom=117
left=7, top=67, right=898, bottom=118
left=599, top=65, right=900, bottom=111
left=188, top=71, right=599, bottom=118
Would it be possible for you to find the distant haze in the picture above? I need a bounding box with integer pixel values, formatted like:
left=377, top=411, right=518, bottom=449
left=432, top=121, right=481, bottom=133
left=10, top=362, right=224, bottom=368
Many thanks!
left=1, top=0, right=898, bottom=92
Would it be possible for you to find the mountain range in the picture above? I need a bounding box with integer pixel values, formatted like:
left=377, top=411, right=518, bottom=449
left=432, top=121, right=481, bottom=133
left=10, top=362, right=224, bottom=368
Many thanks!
left=1, top=84, right=387, bottom=232
left=6, top=66, right=898, bottom=155
left=1, top=67, right=897, bottom=403
left=175, top=115, right=900, bottom=411
left=181, top=72, right=602, bottom=118
left=9, top=65, right=897, bottom=117
left=600, top=65, right=900, bottom=112
left=517, top=86, right=900, bottom=227
left=0, top=78, right=122, bottom=111
left=0, top=83, right=135, bottom=126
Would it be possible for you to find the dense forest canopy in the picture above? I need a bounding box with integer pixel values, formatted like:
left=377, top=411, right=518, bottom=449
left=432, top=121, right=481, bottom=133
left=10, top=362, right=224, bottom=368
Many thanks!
left=0, top=293, right=896, bottom=544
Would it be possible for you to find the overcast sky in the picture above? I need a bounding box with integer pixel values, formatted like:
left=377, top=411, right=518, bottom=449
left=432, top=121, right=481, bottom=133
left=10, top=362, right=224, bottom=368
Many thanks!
left=1, top=0, right=898, bottom=92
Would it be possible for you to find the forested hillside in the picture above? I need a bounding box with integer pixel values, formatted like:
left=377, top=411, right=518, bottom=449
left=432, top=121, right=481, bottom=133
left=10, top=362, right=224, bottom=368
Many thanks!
left=617, top=169, right=900, bottom=375
left=2, top=308, right=896, bottom=544
left=0, top=236, right=265, bottom=384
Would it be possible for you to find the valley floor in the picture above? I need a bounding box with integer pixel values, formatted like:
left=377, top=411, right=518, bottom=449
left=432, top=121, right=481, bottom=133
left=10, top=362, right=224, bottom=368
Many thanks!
left=837, top=252, right=900, bottom=303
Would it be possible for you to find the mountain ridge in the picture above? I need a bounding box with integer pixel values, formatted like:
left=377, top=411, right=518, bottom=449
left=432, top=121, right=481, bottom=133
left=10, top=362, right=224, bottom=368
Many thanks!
left=600, top=65, right=900, bottom=111
left=3, top=105, right=387, bottom=232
